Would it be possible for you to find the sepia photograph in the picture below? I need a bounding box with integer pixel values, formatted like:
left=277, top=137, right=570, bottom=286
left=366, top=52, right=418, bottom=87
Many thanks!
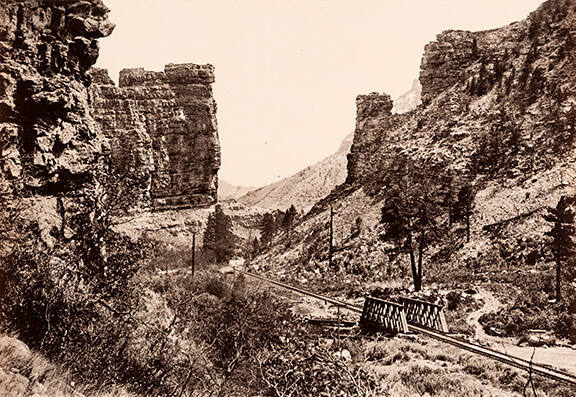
left=1, top=0, right=575, bottom=395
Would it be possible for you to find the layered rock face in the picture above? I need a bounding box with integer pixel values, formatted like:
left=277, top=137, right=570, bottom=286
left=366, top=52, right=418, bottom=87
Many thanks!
left=90, top=64, right=220, bottom=210
left=0, top=0, right=114, bottom=246
left=347, top=0, right=576, bottom=189
left=0, top=0, right=114, bottom=196
left=346, top=93, right=393, bottom=184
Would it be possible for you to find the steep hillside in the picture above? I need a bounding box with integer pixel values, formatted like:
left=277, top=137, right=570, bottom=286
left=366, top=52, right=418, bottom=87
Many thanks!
left=238, top=133, right=353, bottom=211
left=238, top=82, right=422, bottom=213
left=252, top=0, right=576, bottom=337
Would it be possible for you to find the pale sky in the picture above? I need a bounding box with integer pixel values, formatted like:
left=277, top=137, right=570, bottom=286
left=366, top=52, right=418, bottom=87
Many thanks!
left=96, top=0, right=544, bottom=187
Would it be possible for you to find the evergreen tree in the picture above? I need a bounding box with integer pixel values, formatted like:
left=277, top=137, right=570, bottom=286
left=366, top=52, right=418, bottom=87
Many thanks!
left=544, top=195, right=576, bottom=301
left=260, top=213, right=277, bottom=248
left=274, top=210, right=285, bottom=231
left=281, top=205, right=298, bottom=247
left=454, top=182, right=475, bottom=242
left=281, top=205, right=297, bottom=231
left=250, top=237, right=261, bottom=259
left=202, top=205, right=236, bottom=264
left=350, top=217, right=363, bottom=238
left=380, top=182, right=441, bottom=292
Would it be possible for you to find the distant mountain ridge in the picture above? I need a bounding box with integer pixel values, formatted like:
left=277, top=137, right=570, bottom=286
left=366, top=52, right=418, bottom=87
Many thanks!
left=237, top=134, right=354, bottom=212
left=392, top=78, right=422, bottom=114
left=218, top=180, right=256, bottom=201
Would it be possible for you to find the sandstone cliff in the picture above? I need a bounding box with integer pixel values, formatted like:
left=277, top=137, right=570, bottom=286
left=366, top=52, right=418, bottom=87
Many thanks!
left=253, top=0, right=576, bottom=299
left=347, top=0, right=575, bottom=191
left=90, top=64, right=220, bottom=211
left=0, top=0, right=114, bottom=195
left=0, top=0, right=114, bottom=245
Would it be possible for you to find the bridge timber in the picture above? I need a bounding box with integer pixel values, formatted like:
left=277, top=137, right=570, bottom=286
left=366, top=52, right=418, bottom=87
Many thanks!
left=238, top=270, right=576, bottom=386
left=360, top=296, right=409, bottom=334
left=402, top=297, right=449, bottom=333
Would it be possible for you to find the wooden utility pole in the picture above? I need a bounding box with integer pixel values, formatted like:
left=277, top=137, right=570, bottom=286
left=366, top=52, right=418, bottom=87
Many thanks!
left=329, top=206, right=334, bottom=267
left=191, top=232, right=196, bottom=277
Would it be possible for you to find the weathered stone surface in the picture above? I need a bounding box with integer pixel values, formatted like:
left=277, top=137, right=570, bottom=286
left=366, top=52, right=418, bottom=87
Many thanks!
left=347, top=93, right=393, bottom=184
left=90, top=64, right=220, bottom=210
left=257, top=0, right=576, bottom=299
left=0, top=369, right=29, bottom=397
left=0, top=336, right=31, bottom=368
left=0, top=0, right=114, bottom=197
left=345, top=0, right=576, bottom=189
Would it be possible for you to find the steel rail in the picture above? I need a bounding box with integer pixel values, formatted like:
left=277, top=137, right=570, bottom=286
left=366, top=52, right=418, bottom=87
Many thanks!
left=238, top=270, right=363, bottom=313
left=238, top=270, right=576, bottom=385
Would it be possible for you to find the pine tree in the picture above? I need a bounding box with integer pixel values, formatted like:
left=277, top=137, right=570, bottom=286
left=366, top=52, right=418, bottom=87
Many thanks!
left=454, top=182, right=475, bottom=242
left=202, top=204, right=236, bottom=264
left=350, top=217, right=363, bottom=238
left=251, top=237, right=261, bottom=258
left=281, top=205, right=298, bottom=247
left=260, top=213, right=277, bottom=248
left=281, top=205, right=297, bottom=231
left=380, top=184, right=440, bottom=292
left=544, top=195, right=576, bottom=301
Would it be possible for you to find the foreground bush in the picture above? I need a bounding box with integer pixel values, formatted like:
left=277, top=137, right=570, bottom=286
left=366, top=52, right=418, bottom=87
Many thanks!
left=0, top=205, right=370, bottom=396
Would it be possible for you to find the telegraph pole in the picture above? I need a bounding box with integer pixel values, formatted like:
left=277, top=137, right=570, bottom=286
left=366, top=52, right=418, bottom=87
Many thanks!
left=329, top=206, right=334, bottom=267
left=191, top=232, right=196, bottom=277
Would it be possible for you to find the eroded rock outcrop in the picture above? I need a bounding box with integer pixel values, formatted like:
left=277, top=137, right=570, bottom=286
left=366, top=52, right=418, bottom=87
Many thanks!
left=90, top=64, right=220, bottom=210
left=0, top=0, right=114, bottom=195
left=346, top=93, right=393, bottom=185
left=0, top=0, right=114, bottom=246
left=346, top=0, right=576, bottom=190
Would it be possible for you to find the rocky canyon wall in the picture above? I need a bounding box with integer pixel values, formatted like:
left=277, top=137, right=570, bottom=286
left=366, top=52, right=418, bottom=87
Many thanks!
left=0, top=0, right=115, bottom=246
left=346, top=93, right=393, bottom=184
left=257, top=0, right=576, bottom=305
left=0, top=0, right=114, bottom=196
left=346, top=0, right=576, bottom=190
left=1, top=0, right=221, bottom=250
left=90, top=64, right=220, bottom=211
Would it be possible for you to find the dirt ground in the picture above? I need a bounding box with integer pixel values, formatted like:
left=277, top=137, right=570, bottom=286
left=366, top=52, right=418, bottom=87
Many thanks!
left=466, top=286, right=576, bottom=375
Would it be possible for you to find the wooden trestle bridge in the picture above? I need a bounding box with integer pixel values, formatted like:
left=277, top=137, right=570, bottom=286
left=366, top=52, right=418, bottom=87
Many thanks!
left=238, top=270, right=576, bottom=386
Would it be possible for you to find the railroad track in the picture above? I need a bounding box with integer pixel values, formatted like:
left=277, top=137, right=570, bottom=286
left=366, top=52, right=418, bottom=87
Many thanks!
left=238, top=270, right=576, bottom=386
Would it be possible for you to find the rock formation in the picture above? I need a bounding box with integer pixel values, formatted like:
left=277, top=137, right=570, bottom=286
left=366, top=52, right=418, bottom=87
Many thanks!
left=90, top=64, right=220, bottom=210
left=0, top=0, right=114, bottom=245
left=346, top=93, right=394, bottom=185
left=0, top=0, right=114, bottom=196
left=254, top=0, right=576, bottom=298
left=346, top=0, right=576, bottom=190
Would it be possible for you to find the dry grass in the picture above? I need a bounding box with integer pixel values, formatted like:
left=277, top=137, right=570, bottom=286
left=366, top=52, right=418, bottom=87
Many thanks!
left=355, top=337, right=576, bottom=397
